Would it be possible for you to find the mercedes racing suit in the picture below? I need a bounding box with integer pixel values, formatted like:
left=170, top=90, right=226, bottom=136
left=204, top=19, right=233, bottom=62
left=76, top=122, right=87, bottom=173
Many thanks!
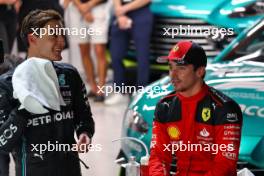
left=0, top=62, right=95, bottom=176
left=149, top=84, right=242, bottom=176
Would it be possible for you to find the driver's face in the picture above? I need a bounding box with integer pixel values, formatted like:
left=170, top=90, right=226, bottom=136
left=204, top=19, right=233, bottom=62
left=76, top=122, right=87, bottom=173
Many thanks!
left=32, top=20, right=65, bottom=61
left=169, top=61, right=202, bottom=93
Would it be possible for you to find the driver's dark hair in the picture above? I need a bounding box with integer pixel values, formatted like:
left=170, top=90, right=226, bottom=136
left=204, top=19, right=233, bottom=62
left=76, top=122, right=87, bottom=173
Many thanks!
left=20, top=9, right=63, bottom=48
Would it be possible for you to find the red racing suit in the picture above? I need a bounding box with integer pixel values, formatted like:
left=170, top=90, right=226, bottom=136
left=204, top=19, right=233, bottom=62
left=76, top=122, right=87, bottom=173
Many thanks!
left=149, top=84, right=243, bottom=176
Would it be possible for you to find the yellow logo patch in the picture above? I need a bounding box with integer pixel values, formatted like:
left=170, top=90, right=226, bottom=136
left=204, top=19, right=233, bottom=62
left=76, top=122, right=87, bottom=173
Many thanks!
left=167, top=126, right=180, bottom=140
left=202, top=108, right=211, bottom=122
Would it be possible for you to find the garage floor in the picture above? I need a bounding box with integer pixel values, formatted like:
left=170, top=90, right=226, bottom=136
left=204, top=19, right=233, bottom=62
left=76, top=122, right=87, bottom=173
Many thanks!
left=79, top=100, right=127, bottom=176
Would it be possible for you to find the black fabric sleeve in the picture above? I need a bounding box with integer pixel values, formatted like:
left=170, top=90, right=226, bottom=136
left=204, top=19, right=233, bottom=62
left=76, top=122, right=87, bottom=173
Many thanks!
left=0, top=109, right=28, bottom=152
left=0, top=86, right=28, bottom=152
left=72, top=70, right=95, bottom=139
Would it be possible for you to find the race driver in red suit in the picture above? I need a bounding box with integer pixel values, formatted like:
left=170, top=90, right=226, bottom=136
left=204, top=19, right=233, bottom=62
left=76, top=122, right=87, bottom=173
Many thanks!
left=149, top=40, right=243, bottom=176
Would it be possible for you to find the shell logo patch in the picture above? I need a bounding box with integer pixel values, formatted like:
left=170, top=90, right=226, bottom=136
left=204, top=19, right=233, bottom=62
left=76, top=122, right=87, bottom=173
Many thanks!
left=167, top=126, right=180, bottom=140
left=202, top=108, right=211, bottom=122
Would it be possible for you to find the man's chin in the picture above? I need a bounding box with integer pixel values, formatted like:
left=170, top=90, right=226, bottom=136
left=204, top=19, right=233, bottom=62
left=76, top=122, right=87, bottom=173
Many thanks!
left=52, top=55, right=63, bottom=61
left=172, top=84, right=180, bottom=90
left=55, top=56, right=62, bottom=61
left=173, top=86, right=184, bottom=92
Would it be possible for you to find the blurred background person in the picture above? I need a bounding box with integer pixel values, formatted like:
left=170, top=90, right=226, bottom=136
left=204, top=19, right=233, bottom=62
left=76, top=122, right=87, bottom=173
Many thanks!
left=0, top=0, right=19, bottom=172
left=0, top=39, right=23, bottom=176
left=64, top=0, right=111, bottom=102
left=0, top=0, right=19, bottom=54
left=105, top=0, right=153, bottom=105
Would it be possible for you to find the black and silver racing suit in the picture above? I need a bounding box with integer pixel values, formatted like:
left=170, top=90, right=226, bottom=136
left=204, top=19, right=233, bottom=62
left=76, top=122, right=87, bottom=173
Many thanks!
left=0, top=62, right=95, bottom=176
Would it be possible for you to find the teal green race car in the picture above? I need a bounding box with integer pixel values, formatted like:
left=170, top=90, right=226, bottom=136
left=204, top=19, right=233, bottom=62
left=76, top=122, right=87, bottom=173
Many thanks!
left=119, top=18, right=264, bottom=175
left=125, top=0, right=264, bottom=73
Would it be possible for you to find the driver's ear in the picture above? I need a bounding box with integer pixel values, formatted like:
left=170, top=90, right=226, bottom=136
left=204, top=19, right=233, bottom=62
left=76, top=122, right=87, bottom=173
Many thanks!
left=27, top=33, right=38, bottom=46
left=197, top=66, right=206, bottom=78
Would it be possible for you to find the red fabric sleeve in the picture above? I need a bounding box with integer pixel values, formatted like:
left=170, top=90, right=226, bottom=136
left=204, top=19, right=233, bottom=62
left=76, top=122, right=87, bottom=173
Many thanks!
left=149, top=121, right=172, bottom=176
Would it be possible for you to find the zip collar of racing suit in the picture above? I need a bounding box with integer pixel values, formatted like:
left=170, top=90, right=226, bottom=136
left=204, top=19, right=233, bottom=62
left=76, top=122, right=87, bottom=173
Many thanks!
left=176, top=83, right=208, bottom=102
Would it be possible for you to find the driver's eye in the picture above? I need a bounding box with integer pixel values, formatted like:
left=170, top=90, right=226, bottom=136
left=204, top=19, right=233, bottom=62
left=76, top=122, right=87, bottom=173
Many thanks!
left=170, top=67, right=185, bottom=72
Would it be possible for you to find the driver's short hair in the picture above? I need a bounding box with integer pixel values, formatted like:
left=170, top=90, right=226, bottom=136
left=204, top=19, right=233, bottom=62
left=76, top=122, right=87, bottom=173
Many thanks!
left=20, top=9, right=63, bottom=48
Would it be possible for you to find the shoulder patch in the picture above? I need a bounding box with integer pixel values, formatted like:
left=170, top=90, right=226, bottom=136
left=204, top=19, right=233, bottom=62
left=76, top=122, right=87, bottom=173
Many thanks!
left=155, top=92, right=181, bottom=123
left=214, top=100, right=242, bottom=125
left=159, top=91, right=176, bottom=103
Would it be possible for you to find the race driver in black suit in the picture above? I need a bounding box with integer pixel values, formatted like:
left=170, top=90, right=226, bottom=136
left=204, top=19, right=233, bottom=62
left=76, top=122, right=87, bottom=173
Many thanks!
left=0, top=9, right=95, bottom=176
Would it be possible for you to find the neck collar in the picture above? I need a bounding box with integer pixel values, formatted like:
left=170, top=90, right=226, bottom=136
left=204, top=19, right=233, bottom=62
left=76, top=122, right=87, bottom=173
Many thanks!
left=177, top=83, right=208, bottom=102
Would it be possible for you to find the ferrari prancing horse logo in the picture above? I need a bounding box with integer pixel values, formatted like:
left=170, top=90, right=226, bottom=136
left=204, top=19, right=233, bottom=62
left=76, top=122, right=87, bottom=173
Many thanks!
left=202, top=108, right=211, bottom=122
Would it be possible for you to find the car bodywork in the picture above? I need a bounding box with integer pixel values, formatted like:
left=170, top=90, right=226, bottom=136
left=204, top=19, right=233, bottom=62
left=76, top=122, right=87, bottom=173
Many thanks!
left=125, top=0, right=264, bottom=71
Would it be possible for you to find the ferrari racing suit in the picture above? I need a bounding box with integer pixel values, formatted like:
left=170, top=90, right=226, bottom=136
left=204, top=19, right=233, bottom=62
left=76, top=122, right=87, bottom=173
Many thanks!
left=149, top=84, right=243, bottom=176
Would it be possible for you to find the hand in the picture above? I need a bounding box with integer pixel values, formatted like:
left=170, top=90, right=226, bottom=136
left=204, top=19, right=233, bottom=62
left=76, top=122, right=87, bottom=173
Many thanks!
left=1, top=0, right=17, bottom=5
left=63, top=0, right=71, bottom=9
left=84, top=12, right=94, bottom=23
left=115, top=6, right=128, bottom=17
left=77, top=133, right=91, bottom=153
left=14, top=0, right=21, bottom=13
left=78, top=2, right=92, bottom=15
left=117, top=16, right=132, bottom=30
